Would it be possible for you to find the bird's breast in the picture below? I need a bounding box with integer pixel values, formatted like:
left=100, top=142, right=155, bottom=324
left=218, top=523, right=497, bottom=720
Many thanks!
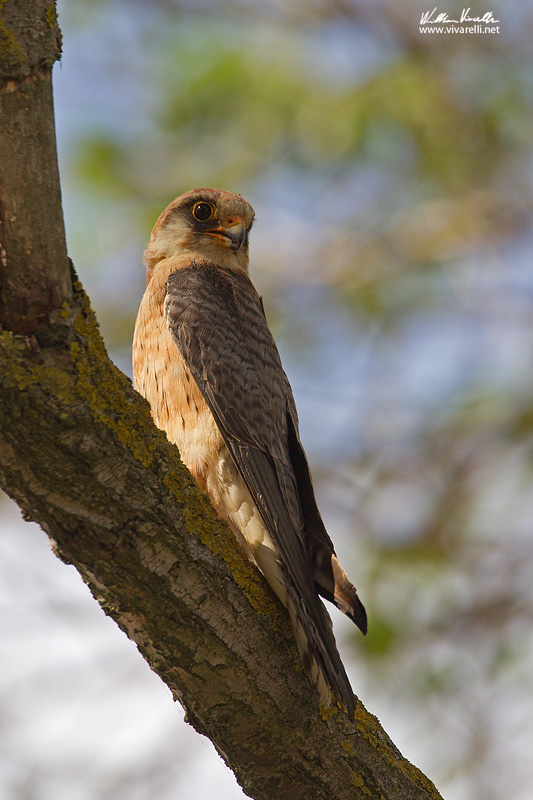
left=132, top=287, right=220, bottom=482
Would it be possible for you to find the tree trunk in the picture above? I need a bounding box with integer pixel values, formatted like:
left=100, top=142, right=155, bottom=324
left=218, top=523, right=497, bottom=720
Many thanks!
left=0, top=3, right=443, bottom=799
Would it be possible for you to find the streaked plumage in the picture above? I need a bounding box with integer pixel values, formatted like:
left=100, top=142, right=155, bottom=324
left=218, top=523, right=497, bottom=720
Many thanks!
left=133, top=188, right=366, bottom=717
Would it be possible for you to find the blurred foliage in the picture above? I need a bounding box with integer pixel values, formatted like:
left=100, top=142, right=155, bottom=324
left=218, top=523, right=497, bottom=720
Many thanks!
left=24, top=0, right=533, bottom=798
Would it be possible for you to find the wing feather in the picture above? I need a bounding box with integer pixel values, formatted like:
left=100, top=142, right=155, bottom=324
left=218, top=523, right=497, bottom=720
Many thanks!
left=165, top=262, right=356, bottom=715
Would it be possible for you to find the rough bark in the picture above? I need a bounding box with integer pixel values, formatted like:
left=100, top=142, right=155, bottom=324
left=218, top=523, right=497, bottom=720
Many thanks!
left=0, top=0, right=70, bottom=333
left=0, top=3, right=444, bottom=799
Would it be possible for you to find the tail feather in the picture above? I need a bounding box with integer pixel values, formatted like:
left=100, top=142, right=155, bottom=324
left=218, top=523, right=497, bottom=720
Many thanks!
left=251, top=538, right=357, bottom=717
left=285, top=586, right=356, bottom=719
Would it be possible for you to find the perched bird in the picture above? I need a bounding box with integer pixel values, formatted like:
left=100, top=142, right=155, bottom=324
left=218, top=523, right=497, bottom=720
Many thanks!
left=132, top=188, right=367, bottom=717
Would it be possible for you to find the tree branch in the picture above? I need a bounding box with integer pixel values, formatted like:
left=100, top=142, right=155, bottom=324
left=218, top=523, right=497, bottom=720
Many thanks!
left=0, top=3, right=443, bottom=798
left=0, top=0, right=71, bottom=333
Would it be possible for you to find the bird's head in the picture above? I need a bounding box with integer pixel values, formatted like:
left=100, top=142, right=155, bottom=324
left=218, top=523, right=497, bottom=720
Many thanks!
left=144, top=188, right=255, bottom=283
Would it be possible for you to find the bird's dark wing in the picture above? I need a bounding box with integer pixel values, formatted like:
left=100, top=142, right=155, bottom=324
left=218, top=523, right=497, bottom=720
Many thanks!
left=165, top=261, right=357, bottom=715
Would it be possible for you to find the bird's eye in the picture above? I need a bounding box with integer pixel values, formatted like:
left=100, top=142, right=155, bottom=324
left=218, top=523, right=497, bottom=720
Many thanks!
left=192, top=202, right=214, bottom=221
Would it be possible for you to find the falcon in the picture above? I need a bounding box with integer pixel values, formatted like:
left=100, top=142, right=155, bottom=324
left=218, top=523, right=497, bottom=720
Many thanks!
left=132, top=188, right=367, bottom=717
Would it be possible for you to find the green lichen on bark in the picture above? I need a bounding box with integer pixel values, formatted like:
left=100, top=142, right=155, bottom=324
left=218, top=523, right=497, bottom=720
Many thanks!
left=44, top=3, right=57, bottom=28
left=349, top=771, right=374, bottom=797
left=0, top=0, right=62, bottom=77
left=0, top=0, right=24, bottom=70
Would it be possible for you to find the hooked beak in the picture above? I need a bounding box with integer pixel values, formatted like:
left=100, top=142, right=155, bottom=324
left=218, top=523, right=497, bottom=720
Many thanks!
left=206, top=217, right=246, bottom=251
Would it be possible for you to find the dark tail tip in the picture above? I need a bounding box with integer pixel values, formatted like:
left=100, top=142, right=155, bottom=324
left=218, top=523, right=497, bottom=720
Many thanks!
left=351, top=596, right=368, bottom=635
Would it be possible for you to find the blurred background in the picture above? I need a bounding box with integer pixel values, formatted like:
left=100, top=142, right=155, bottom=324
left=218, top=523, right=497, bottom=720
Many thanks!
left=1, top=1, right=533, bottom=798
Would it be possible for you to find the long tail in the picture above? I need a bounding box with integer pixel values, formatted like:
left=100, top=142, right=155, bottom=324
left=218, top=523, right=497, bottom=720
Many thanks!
left=251, top=539, right=357, bottom=718
left=285, top=580, right=357, bottom=719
